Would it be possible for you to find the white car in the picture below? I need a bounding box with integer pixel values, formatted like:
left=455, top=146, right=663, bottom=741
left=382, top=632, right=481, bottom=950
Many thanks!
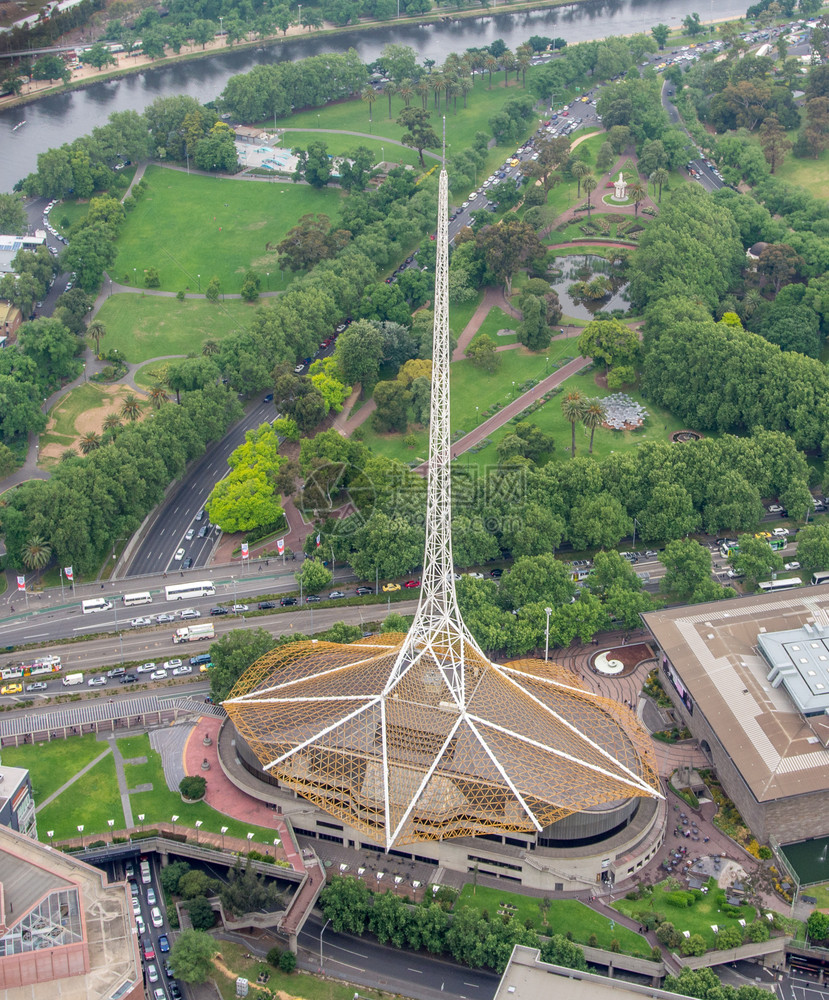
left=772, top=528, right=789, bottom=537
left=185, top=528, right=195, bottom=540
left=155, top=613, right=175, bottom=623
left=131, top=617, right=152, bottom=628
left=137, top=662, right=156, bottom=673
left=179, top=608, right=201, bottom=619
left=132, top=896, right=141, bottom=916
left=230, top=604, right=248, bottom=613
left=147, top=964, right=159, bottom=983
left=150, top=670, right=168, bottom=681
left=784, top=561, right=801, bottom=571
left=87, top=676, right=107, bottom=687
left=172, top=665, right=192, bottom=676
left=136, top=915, right=145, bottom=936
left=146, top=887, right=156, bottom=905
left=151, top=906, right=163, bottom=929
left=466, top=572, right=484, bottom=580
left=163, top=659, right=183, bottom=671
left=174, top=547, right=185, bottom=561
left=726, top=569, right=744, bottom=579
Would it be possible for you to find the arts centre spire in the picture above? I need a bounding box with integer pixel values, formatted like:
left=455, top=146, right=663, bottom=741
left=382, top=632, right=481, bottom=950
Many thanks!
left=224, top=141, right=661, bottom=851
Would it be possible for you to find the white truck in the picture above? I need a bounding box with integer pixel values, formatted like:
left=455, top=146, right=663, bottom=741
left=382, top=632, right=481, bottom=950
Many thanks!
left=62, top=672, right=84, bottom=686
left=172, top=622, right=215, bottom=644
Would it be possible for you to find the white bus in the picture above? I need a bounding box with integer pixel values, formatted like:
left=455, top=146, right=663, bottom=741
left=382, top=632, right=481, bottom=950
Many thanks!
left=165, top=581, right=216, bottom=602
left=81, top=598, right=114, bottom=614
left=812, top=571, right=829, bottom=586
left=122, top=591, right=152, bottom=607
left=758, top=578, right=802, bottom=592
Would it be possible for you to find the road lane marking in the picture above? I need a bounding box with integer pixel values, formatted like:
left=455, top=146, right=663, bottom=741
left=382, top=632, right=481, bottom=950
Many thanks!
left=23, top=633, right=50, bottom=639
left=408, top=968, right=422, bottom=974
left=329, top=959, right=365, bottom=972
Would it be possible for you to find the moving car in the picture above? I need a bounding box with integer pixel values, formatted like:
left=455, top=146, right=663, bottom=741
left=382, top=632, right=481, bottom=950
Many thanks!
left=143, top=941, right=155, bottom=961
left=137, top=915, right=146, bottom=936
left=404, top=580, right=421, bottom=588
left=784, top=562, right=801, bottom=571
left=147, top=963, right=159, bottom=983
left=172, top=665, right=192, bottom=676
left=158, top=934, right=170, bottom=953
left=174, top=548, right=185, bottom=561
left=87, top=676, right=107, bottom=687
left=107, top=667, right=126, bottom=678
left=230, top=604, right=248, bottom=613
left=151, top=906, right=163, bottom=929
left=328, top=591, right=345, bottom=599
left=155, top=613, right=175, bottom=624
left=185, top=528, right=195, bottom=540
left=150, top=670, right=168, bottom=680
left=131, top=617, right=152, bottom=627
left=382, top=583, right=401, bottom=593
left=146, top=888, right=156, bottom=905
left=355, top=586, right=373, bottom=596
left=25, top=681, right=48, bottom=692
left=179, top=608, right=200, bottom=619
left=305, top=595, right=321, bottom=603
left=466, top=572, right=484, bottom=580
left=163, top=659, right=183, bottom=671
left=257, top=601, right=276, bottom=609
left=280, top=597, right=297, bottom=606
left=210, top=606, right=229, bottom=615
left=132, top=896, right=141, bottom=916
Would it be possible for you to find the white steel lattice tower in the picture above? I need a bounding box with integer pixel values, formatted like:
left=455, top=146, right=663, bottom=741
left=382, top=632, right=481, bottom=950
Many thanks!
left=385, top=152, right=485, bottom=705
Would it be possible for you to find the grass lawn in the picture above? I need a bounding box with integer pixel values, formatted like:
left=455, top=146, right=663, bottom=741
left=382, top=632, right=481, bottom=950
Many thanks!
left=471, top=306, right=518, bottom=344
left=449, top=289, right=484, bottom=338
left=550, top=212, right=649, bottom=245
left=612, top=879, right=759, bottom=951
left=44, top=382, right=114, bottom=438
left=457, top=885, right=650, bottom=955
left=119, top=734, right=293, bottom=845
left=775, top=146, right=829, bottom=198
left=112, top=164, right=343, bottom=294
left=93, top=293, right=256, bottom=363
left=278, top=130, right=422, bottom=170
left=466, top=368, right=690, bottom=474
left=2, top=733, right=106, bottom=803
left=37, top=752, right=126, bottom=839
left=214, top=941, right=385, bottom=1000
left=133, top=360, right=173, bottom=389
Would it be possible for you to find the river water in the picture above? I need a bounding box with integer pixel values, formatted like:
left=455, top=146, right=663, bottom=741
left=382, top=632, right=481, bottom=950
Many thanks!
left=0, top=0, right=749, bottom=187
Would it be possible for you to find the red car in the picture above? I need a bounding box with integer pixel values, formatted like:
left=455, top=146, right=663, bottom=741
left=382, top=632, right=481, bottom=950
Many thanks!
left=404, top=580, right=421, bottom=588
left=560, top=110, right=569, bottom=116
left=143, top=940, right=155, bottom=961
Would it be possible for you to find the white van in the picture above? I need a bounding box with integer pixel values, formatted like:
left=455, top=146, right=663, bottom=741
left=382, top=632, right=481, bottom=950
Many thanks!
left=63, top=673, right=83, bottom=686
left=81, top=598, right=114, bottom=614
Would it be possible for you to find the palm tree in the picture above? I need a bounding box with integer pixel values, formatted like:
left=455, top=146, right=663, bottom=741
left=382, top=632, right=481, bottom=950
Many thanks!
left=516, top=49, right=532, bottom=87
left=583, top=174, right=598, bottom=216
left=398, top=79, right=414, bottom=107
left=21, top=535, right=51, bottom=571
left=650, top=167, right=669, bottom=203
left=572, top=161, right=589, bottom=199
left=384, top=81, right=397, bottom=118
left=430, top=73, right=446, bottom=108
left=582, top=399, right=605, bottom=454
left=120, top=393, right=143, bottom=422
left=87, top=320, right=107, bottom=356
left=561, top=390, right=586, bottom=457
left=103, top=413, right=122, bottom=434
left=79, top=431, right=102, bottom=454
left=149, top=385, right=169, bottom=409
left=415, top=79, right=430, bottom=110
left=202, top=339, right=219, bottom=356
left=361, top=87, right=378, bottom=125
left=740, top=288, right=764, bottom=320
left=459, top=76, right=473, bottom=109
left=446, top=78, right=460, bottom=113
left=469, top=50, right=486, bottom=84
left=629, top=177, right=646, bottom=217
left=484, top=54, right=498, bottom=89
left=501, top=51, right=515, bottom=87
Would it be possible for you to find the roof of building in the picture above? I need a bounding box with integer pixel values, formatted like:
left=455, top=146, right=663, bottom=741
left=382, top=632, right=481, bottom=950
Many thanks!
left=494, top=946, right=688, bottom=999
left=0, top=766, right=29, bottom=812
left=757, top=623, right=829, bottom=715
left=224, top=634, right=660, bottom=849
left=642, top=585, right=829, bottom=802
left=0, top=825, right=141, bottom=1000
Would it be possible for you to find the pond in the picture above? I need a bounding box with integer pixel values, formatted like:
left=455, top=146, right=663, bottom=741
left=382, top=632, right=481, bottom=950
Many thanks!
left=549, top=253, right=629, bottom=322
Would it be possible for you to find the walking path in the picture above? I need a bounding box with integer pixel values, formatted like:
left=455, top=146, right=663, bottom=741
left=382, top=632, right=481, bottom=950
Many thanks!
left=150, top=723, right=194, bottom=792
left=35, top=746, right=112, bottom=813
left=106, top=735, right=135, bottom=828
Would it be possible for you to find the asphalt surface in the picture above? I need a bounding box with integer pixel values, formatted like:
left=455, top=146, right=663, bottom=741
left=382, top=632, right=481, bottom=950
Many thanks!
left=299, top=913, right=499, bottom=1000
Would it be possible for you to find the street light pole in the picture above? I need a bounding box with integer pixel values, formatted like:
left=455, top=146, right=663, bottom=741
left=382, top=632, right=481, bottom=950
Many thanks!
left=544, top=606, right=552, bottom=662
left=319, top=917, right=331, bottom=973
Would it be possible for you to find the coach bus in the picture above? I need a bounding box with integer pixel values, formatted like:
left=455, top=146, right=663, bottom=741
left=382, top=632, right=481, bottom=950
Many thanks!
left=758, top=578, right=802, bottom=592
left=164, top=581, right=216, bottom=602
left=812, top=571, right=829, bottom=586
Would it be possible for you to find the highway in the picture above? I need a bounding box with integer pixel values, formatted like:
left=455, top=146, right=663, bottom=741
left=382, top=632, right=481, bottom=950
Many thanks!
left=299, top=913, right=499, bottom=1000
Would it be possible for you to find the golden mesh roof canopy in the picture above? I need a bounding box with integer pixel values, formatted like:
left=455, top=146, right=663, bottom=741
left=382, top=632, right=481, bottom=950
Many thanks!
left=223, top=633, right=660, bottom=849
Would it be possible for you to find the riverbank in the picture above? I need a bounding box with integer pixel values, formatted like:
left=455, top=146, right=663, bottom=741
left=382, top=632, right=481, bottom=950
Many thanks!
left=0, top=0, right=735, bottom=113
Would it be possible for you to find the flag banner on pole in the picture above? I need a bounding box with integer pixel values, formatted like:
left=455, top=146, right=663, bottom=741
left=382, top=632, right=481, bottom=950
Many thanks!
left=276, top=538, right=285, bottom=555
left=16, top=576, right=25, bottom=592
left=64, top=566, right=74, bottom=581
left=315, top=533, right=321, bottom=548
left=241, top=542, right=249, bottom=559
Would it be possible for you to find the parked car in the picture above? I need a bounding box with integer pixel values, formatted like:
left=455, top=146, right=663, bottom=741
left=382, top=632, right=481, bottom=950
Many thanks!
left=132, top=896, right=141, bottom=916
left=772, top=528, right=789, bottom=537
left=767, top=504, right=784, bottom=513
left=784, top=562, right=801, bottom=571
left=137, top=915, right=146, bottom=936
left=490, top=569, right=503, bottom=578
left=198, top=525, right=208, bottom=538
left=147, top=963, right=159, bottom=983
left=466, top=572, right=484, bottom=580
left=195, top=508, right=206, bottom=521
left=143, top=941, right=155, bottom=962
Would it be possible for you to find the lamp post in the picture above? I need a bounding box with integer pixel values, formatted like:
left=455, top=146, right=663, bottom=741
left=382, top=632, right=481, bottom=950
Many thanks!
left=171, top=815, right=179, bottom=832
left=247, top=832, right=254, bottom=847
left=197, top=274, right=201, bottom=292
left=107, top=818, right=115, bottom=839
left=195, top=819, right=203, bottom=843
left=133, top=267, right=136, bottom=285
left=77, top=824, right=84, bottom=847
left=319, top=917, right=332, bottom=973
left=545, top=355, right=549, bottom=374
left=297, top=3, right=302, bottom=29
left=47, top=830, right=54, bottom=847
left=232, top=576, right=237, bottom=609
left=273, top=838, right=280, bottom=857
left=119, top=632, right=123, bottom=664
left=512, top=380, right=515, bottom=398
left=221, top=825, right=228, bottom=849
left=544, top=606, right=552, bottom=662
left=266, top=272, right=270, bottom=290
left=138, top=813, right=145, bottom=832
left=219, top=14, right=223, bottom=35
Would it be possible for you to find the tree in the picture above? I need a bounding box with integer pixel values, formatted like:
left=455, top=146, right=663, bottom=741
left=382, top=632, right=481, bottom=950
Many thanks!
left=661, top=539, right=714, bottom=602
left=186, top=896, right=216, bottom=929
left=757, top=244, right=803, bottom=295
left=466, top=334, right=500, bottom=373
left=296, top=557, right=332, bottom=594
left=561, top=391, right=586, bottom=457
left=279, top=952, right=297, bottom=974
left=808, top=909, right=829, bottom=944
left=682, top=12, right=703, bottom=36
left=497, top=554, right=576, bottom=610
left=120, top=394, right=142, bottom=422
left=397, top=107, right=439, bottom=166
left=179, top=775, right=207, bottom=800
left=572, top=160, right=589, bottom=198
left=629, top=177, right=646, bottom=217
left=517, top=294, right=550, bottom=351
left=333, top=320, right=384, bottom=393
left=205, top=277, right=220, bottom=303
left=650, top=167, right=669, bottom=203
left=582, top=400, right=605, bottom=454
left=651, top=23, right=670, bottom=50
left=373, top=380, right=409, bottom=433
left=361, top=86, right=378, bottom=124
left=569, top=494, right=632, bottom=550
left=476, top=220, right=544, bottom=295
left=583, top=174, right=598, bottom=215
left=209, top=628, right=276, bottom=702
left=795, top=524, right=829, bottom=574
left=759, top=113, right=793, bottom=174
left=0, top=193, right=27, bottom=235
left=320, top=875, right=373, bottom=934
left=577, top=318, right=639, bottom=375
left=78, top=431, right=102, bottom=454
left=21, top=535, right=51, bottom=570
left=169, top=930, right=217, bottom=982
left=87, top=320, right=106, bottom=356
left=730, top=534, right=784, bottom=589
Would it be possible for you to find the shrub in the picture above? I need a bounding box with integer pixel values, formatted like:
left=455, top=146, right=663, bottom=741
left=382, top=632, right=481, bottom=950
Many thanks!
left=187, top=896, right=216, bottom=931
left=610, top=939, right=620, bottom=953
left=588, top=933, right=598, bottom=947
left=266, top=946, right=282, bottom=967
left=279, top=951, right=297, bottom=974
left=650, top=945, right=662, bottom=962
left=665, top=890, right=694, bottom=908
left=179, top=775, right=207, bottom=800
left=758, top=846, right=773, bottom=860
